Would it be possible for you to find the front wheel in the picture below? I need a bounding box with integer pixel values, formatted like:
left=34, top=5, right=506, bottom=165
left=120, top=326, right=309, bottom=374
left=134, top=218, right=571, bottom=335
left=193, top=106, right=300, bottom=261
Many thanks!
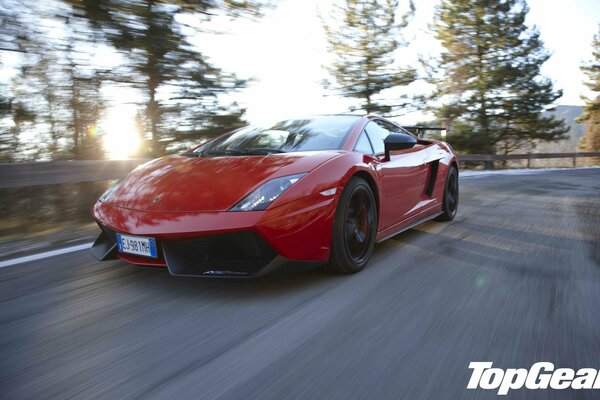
left=436, top=165, right=459, bottom=221
left=327, top=177, right=377, bottom=274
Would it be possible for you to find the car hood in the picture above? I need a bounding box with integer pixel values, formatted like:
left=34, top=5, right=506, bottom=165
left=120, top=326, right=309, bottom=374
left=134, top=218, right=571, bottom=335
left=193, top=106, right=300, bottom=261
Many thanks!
left=105, top=151, right=341, bottom=212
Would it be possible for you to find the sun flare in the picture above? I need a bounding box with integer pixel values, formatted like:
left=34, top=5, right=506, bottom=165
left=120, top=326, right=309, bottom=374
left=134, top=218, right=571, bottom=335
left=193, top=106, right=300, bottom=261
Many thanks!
left=101, top=106, right=141, bottom=159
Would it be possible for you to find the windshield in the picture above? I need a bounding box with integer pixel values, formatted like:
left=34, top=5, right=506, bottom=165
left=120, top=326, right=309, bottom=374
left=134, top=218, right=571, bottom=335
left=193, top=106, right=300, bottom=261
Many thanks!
left=192, top=115, right=360, bottom=156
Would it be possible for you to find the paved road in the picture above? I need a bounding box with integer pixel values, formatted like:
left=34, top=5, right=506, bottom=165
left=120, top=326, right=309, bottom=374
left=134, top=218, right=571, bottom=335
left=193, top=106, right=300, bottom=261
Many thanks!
left=1, top=169, right=599, bottom=399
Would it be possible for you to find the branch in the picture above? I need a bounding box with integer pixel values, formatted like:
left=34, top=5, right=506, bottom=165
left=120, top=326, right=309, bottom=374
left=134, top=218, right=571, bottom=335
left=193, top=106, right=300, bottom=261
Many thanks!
left=0, top=47, right=27, bottom=53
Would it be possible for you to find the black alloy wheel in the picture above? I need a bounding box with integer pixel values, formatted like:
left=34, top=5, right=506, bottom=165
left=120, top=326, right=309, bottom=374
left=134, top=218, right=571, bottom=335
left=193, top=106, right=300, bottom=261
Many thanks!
left=328, top=177, right=377, bottom=274
left=436, top=165, right=459, bottom=221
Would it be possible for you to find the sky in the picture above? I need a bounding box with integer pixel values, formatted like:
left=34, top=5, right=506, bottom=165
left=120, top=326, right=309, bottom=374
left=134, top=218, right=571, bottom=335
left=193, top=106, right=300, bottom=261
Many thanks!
left=193, top=0, right=600, bottom=125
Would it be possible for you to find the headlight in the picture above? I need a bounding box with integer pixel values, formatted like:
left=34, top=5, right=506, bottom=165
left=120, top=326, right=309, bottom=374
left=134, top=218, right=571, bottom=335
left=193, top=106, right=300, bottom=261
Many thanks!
left=230, top=173, right=306, bottom=211
left=99, top=181, right=120, bottom=202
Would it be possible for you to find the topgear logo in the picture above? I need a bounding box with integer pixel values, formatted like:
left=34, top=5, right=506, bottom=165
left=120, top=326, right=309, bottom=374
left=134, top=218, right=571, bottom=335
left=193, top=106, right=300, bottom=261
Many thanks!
left=467, top=362, right=600, bottom=395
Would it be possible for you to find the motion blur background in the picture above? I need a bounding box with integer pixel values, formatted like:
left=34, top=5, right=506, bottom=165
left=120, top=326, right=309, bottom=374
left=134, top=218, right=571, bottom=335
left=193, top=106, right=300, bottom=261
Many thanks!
left=0, top=0, right=598, bottom=252
left=1, top=3, right=600, bottom=399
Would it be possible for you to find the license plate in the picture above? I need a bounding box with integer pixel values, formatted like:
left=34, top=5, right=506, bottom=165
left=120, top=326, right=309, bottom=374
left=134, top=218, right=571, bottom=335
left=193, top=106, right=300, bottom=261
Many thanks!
left=116, top=233, right=157, bottom=258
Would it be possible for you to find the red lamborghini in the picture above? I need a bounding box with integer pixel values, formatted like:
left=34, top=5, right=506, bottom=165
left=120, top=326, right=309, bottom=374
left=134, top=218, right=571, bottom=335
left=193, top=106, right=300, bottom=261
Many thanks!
left=91, top=115, right=458, bottom=277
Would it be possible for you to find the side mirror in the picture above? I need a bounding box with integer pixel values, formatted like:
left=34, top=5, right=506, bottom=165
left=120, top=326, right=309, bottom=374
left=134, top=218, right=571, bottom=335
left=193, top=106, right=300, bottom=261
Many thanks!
left=384, top=133, right=417, bottom=160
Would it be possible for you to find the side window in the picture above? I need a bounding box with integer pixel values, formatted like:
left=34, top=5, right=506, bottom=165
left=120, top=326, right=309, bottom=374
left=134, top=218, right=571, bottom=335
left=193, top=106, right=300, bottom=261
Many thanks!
left=379, top=120, right=404, bottom=134
left=379, top=120, right=416, bottom=135
left=364, top=121, right=393, bottom=154
left=354, top=131, right=374, bottom=154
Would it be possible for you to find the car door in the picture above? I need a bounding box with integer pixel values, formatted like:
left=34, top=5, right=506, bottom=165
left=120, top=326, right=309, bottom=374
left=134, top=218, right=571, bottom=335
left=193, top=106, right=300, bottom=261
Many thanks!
left=363, top=120, right=432, bottom=229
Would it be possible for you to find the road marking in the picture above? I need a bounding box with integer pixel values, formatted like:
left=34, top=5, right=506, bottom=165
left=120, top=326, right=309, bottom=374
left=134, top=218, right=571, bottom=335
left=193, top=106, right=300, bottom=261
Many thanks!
left=0, top=242, right=93, bottom=269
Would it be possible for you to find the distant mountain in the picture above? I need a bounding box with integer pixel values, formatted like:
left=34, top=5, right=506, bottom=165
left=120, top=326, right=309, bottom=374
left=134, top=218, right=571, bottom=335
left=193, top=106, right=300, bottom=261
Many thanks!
left=534, top=105, right=585, bottom=153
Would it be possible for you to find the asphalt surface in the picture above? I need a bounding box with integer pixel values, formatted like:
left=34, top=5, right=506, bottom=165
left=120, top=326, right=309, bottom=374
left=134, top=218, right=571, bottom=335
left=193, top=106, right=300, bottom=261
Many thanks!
left=1, top=168, right=599, bottom=400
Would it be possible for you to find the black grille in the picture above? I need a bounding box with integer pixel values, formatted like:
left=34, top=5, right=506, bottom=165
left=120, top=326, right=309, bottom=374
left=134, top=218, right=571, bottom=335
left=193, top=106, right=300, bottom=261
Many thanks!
left=162, top=231, right=278, bottom=276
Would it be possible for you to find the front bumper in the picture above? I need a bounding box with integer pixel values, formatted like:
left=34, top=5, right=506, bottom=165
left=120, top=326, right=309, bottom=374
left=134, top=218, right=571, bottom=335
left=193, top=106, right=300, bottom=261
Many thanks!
left=90, top=191, right=337, bottom=277
left=92, top=226, right=285, bottom=277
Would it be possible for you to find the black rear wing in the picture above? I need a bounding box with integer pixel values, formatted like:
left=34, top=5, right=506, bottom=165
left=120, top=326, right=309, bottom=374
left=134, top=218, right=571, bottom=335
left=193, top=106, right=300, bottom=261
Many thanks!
left=401, top=126, right=448, bottom=139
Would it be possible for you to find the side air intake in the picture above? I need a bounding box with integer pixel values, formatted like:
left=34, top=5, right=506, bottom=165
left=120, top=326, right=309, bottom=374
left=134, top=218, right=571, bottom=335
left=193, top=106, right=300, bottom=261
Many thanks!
left=425, top=160, right=439, bottom=197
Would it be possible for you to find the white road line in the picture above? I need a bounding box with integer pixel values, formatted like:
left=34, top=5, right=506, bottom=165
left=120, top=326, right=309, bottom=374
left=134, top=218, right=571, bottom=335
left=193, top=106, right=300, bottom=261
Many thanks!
left=0, top=242, right=93, bottom=269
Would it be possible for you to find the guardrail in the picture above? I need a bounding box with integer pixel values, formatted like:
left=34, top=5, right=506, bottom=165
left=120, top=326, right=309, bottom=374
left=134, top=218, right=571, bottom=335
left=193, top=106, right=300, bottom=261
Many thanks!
left=0, top=152, right=599, bottom=189
left=458, top=152, right=600, bottom=168
left=0, top=159, right=151, bottom=189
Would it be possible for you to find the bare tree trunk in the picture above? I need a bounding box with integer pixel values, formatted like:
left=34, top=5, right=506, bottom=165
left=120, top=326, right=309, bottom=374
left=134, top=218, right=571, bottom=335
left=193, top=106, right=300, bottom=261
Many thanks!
left=147, top=79, right=160, bottom=157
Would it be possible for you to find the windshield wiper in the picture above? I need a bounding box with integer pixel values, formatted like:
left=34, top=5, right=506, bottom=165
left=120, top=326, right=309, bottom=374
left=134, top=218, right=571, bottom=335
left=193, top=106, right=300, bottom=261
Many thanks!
left=240, top=148, right=286, bottom=155
left=200, top=148, right=286, bottom=157
left=203, top=150, right=244, bottom=156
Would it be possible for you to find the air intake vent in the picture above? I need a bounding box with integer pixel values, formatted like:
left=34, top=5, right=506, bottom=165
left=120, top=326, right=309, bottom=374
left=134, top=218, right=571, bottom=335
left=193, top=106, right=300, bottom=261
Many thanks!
left=162, top=231, right=278, bottom=277
left=425, top=160, right=439, bottom=197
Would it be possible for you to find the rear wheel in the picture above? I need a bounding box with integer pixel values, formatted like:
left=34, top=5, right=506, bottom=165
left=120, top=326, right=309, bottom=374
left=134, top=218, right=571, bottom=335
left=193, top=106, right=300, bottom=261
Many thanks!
left=436, top=165, right=459, bottom=221
left=327, top=177, right=377, bottom=274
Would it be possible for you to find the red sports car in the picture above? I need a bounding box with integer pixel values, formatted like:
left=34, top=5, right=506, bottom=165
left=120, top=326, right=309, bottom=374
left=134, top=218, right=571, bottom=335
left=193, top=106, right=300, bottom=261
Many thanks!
left=91, top=115, right=458, bottom=277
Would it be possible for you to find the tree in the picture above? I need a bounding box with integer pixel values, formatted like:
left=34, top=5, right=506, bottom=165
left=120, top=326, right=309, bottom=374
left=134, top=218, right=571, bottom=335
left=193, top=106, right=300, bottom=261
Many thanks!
left=68, top=0, right=269, bottom=156
left=0, top=95, right=36, bottom=162
left=322, top=0, right=417, bottom=115
left=432, top=0, right=568, bottom=164
left=0, top=1, right=33, bottom=162
left=0, top=0, right=106, bottom=161
left=578, top=25, right=600, bottom=162
left=1, top=0, right=268, bottom=161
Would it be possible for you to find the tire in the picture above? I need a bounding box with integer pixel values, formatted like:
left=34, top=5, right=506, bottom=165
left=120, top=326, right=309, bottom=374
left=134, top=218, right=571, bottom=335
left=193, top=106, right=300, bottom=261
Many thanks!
left=327, top=176, right=377, bottom=274
left=436, top=165, right=459, bottom=221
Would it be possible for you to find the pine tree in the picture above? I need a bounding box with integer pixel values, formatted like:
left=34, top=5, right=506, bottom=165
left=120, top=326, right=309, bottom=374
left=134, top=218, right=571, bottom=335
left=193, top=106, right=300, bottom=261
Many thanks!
left=323, top=0, right=417, bottom=115
left=432, top=0, right=568, bottom=163
left=68, top=0, right=269, bottom=156
left=578, top=25, right=600, bottom=162
left=0, top=0, right=106, bottom=161
left=1, top=0, right=268, bottom=160
left=0, top=1, right=35, bottom=162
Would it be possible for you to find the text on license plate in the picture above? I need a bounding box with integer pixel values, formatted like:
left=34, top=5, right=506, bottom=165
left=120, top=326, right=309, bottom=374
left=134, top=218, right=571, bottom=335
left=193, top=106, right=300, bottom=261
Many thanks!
left=116, top=234, right=157, bottom=258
